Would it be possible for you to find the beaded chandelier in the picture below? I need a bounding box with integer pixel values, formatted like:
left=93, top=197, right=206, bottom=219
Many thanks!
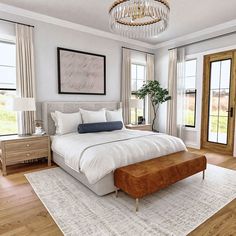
left=109, top=0, right=170, bottom=39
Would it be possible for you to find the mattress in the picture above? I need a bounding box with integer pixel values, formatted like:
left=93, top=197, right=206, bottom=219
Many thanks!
left=51, top=130, right=187, bottom=184
left=53, top=152, right=116, bottom=196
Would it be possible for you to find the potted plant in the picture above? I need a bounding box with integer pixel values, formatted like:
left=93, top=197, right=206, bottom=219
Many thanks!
left=135, top=80, right=171, bottom=131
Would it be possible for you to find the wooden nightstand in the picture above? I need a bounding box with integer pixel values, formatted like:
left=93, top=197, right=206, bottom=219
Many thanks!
left=0, top=135, right=51, bottom=176
left=125, top=124, right=152, bottom=131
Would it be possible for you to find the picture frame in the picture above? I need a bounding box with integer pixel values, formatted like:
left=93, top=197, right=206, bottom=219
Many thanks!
left=57, top=47, right=106, bottom=95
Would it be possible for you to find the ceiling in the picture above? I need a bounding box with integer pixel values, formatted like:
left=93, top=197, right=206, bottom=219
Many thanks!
left=0, top=0, right=236, bottom=45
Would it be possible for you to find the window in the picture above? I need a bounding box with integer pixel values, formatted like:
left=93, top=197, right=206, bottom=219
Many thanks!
left=184, top=59, right=197, bottom=128
left=0, top=41, right=17, bottom=135
left=131, top=63, right=146, bottom=124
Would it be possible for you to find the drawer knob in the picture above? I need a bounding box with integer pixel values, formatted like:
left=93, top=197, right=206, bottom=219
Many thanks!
left=26, top=144, right=30, bottom=147
left=26, top=153, right=30, bottom=157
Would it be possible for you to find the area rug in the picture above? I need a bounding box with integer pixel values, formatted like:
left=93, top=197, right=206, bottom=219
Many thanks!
left=25, top=164, right=236, bottom=236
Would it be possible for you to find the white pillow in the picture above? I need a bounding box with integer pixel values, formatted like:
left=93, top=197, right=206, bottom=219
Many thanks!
left=52, top=111, right=82, bottom=135
left=51, top=112, right=59, bottom=134
left=106, top=108, right=123, bottom=123
left=80, top=109, right=107, bottom=124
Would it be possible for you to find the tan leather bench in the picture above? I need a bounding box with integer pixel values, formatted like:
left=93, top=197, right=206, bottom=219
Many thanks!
left=114, top=151, right=207, bottom=211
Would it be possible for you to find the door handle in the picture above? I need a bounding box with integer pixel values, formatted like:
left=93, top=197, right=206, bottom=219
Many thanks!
left=226, top=107, right=233, bottom=117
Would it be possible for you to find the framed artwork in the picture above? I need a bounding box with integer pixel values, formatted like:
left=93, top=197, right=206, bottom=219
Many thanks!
left=57, top=47, right=106, bottom=95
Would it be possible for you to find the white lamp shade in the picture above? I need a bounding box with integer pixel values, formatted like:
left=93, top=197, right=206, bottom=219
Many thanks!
left=130, top=99, right=143, bottom=109
left=11, top=97, right=36, bottom=111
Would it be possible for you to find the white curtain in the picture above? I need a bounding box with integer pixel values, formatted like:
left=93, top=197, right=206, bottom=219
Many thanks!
left=176, top=48, right=186, bottom=139
left=166, top=49, right=178, bottom=136
left=166, top=48, right=186, bottom=137
left=16, top=24, right=36, bottom=135
left=146, top=54, right=155, bottom=125
left=121, top=48, right=131, bottom=124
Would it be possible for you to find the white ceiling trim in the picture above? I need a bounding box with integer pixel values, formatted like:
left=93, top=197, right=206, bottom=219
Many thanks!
left=0, top=3, right=156, bottom=50
left=0, top=3, right=236, bottom=51
left=155, top=19, right=236, bottom=49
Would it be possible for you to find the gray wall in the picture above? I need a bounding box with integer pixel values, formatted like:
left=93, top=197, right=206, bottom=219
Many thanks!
left=0, top=11, right=153, bottom=103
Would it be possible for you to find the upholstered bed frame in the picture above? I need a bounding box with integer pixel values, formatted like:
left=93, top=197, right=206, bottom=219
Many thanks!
left=42, top=101, right=121, bottom=196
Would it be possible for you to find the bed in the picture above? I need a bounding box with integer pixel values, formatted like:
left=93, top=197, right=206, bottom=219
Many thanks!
left=42, top=101, right=186, bottom=196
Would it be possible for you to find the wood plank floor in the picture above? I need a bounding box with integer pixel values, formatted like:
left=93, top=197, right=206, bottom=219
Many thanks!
left=0, top=150, right=236, bottom=236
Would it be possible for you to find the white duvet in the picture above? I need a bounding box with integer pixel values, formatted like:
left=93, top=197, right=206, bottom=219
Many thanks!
left=51, top=130, right=187, bottom=184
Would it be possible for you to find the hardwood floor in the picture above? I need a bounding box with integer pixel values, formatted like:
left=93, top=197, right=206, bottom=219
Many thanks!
left=0, top=150, right=236, bottom=236
left=0, top=161, right=62, bottom=236
left=187, top=149, right=236, bottom=235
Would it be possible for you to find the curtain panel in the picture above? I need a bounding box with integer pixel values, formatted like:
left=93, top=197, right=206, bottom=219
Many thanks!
left=166, top=49, right=178, bottom=136
left=166, top=48, right=186, bottom=137
left=121, top=48, right=131, bottom=124
left=16, top=24, right=36, bottom=135
left=146, top=54, right=155, bottom=125
left=176, top=48, right=186, bottom=139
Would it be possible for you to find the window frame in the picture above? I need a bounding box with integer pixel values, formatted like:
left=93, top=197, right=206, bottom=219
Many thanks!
left=0, top=40, right=17, bottom=136
left=131, top=63, right=147, bottom=124
left=185, top=88, right=197, bottom=128
left=184, top=58, right=197, bottom=128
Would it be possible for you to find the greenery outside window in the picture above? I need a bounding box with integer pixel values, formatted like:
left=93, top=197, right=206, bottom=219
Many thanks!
left=0, top=41, right=17, bottom=136
left=184, top=59, right=197, bottom=128
left=131, top=63, right=146, bottom=124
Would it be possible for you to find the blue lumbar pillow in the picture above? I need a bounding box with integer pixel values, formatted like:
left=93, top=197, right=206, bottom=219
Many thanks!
left=78, top=121, right=123, bottom=134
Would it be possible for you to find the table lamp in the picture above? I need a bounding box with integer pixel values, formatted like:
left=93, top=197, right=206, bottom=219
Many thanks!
left=11, top=97, right=36, bottom=136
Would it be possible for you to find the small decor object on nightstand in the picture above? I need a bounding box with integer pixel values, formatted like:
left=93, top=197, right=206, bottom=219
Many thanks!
left=138, top=116, right=145, bottom=125
left=34, top=120, right=46, bottom=136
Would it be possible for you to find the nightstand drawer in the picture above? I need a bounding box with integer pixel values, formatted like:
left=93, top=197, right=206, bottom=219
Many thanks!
left=0, top=135, right=51, bottom=176
left=4, top=138, right=48, bottom=153
left=6, top=149, right=48, bottom=165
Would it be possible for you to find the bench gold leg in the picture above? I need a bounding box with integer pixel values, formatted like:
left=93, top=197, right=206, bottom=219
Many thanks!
left=203, top=170, right=205, bottom=180
left=135, top=198, right=139, bottom=212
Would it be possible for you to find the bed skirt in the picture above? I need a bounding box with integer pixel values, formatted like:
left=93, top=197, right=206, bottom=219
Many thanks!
left=52, top=152, right=117, bottom=196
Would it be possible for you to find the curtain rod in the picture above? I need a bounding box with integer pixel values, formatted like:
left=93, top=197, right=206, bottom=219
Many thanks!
left=122, top=46, right=154, bottom=55
left=0, top=18, right=34, bottom=28
left=168, top=30, right=236, bottom=51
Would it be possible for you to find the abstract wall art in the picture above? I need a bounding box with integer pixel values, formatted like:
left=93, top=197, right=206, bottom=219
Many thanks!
left=57, top=47, right=106, bottom=95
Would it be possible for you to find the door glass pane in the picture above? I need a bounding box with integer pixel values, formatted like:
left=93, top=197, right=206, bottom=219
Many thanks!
left=218, top=116, right=228, bottom=144
left=209, top=90, right=219, bottom=116
left=220, top=60, right=231, bottom=88
left=210, top=61, right=221, bottom=89
left=219, top=89, right=229, bottom=116
left=207, top=59, right=231, bottom=144
left=208, top=116, right=218, bottom=142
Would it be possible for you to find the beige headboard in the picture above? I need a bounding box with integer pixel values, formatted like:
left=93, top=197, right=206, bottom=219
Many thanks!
left=42, top=101, right=121, bottom=135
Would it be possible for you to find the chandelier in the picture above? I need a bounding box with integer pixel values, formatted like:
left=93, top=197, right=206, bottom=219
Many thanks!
left=109, top=0, right=170, bottom=39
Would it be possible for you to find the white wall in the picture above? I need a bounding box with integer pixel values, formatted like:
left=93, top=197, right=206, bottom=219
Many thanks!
left=0, top=11, right=153, bottom=104
left=155, top=33, right=236, bottom=153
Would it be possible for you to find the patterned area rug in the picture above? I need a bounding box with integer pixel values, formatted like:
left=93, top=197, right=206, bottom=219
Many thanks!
left=25, top=165, right=236, bottom=236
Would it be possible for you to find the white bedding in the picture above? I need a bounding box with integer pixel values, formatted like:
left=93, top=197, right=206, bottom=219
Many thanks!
left=51, top=130, right=187, bottom=184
